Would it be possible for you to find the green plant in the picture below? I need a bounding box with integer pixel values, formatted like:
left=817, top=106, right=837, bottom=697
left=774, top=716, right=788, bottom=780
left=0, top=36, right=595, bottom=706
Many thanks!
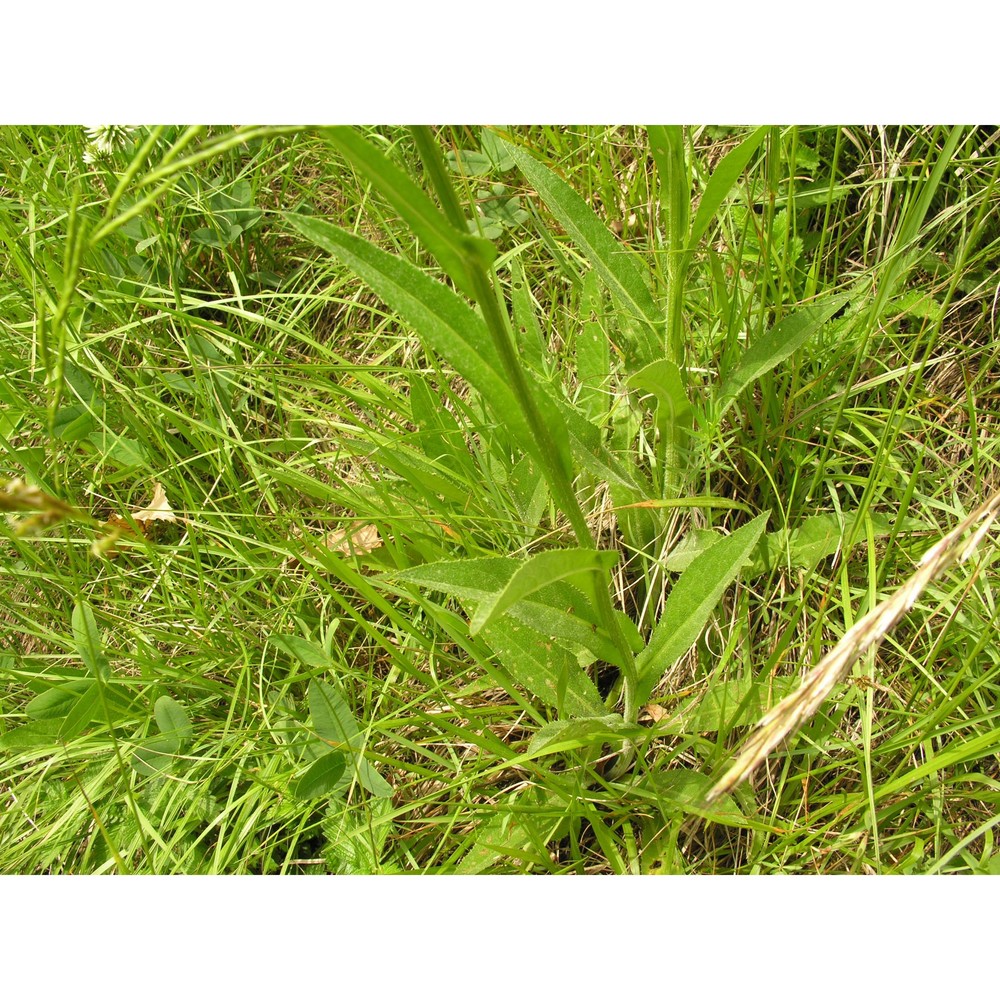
left=3, top=125, right=1000, bottom=873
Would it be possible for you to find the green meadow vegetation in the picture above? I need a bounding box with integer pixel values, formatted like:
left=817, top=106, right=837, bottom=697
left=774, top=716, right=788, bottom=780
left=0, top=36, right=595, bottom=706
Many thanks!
left=2, top=124, right=1000, bottom=873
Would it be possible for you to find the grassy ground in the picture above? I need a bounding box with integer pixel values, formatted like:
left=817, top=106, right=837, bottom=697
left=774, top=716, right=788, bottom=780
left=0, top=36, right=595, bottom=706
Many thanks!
left=2, top=125, right=1000, bottom=874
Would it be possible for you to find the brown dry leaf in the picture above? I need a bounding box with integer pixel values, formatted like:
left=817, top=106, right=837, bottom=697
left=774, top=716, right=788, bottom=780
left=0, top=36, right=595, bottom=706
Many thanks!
left=281, top=522, right=384, bottom=573
left=324, top=523, right=382, bottom=556
left=97, top=482, right=180, bottom=555
left=131, top=482, right=177, bottom=525
left=641, top=704, right=670, bottom=723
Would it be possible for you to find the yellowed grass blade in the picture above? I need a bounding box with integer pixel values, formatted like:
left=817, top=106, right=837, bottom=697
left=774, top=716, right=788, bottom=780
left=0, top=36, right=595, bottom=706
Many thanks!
left=704, top=489, right=1000, bottom=805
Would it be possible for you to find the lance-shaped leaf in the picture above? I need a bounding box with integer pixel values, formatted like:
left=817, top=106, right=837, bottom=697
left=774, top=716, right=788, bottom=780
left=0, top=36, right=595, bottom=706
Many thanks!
left=469, top=548, right=619, bottom=635
left=322, top=126, right=496, bottom=297
left=287, top=214, right=570, bottom=480
left=637, top=513, right=769, bottom=704
left=72, top=600, right=110, bottom=679
left=499, top=136, right=662, bottom=362
left=716, top=294, right=849, bottom=421
left=687, top=125, right=769, bottom=250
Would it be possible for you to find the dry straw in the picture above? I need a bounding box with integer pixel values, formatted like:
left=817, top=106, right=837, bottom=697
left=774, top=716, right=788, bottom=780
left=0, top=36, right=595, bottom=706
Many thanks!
left=704, top=488, right=1000, bottom=805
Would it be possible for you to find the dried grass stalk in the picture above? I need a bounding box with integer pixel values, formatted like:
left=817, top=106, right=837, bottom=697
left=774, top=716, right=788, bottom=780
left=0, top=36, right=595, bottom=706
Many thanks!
left=704, top=489, right=1000, bottom=805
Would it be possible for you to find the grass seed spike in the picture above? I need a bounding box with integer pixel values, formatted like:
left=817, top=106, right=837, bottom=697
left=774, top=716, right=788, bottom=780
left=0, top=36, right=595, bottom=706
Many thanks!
left=704, top=488, right=1000, bottom=805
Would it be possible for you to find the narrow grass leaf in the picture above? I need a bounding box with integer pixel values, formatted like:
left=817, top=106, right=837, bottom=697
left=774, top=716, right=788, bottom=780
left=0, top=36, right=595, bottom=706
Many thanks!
left=637, top=513, right=769, bottom=704
left=469, top=548, right=619, bottom=635
left=716, top=294, right=849, bottom=419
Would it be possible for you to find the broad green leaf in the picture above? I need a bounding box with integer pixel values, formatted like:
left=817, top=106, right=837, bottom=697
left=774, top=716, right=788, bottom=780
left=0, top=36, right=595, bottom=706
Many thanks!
left=53, top=403, right=96, bottom=442
left=500, top=138, right=662, bottom=362
left=73, top=600, right=110, bottom=679
left=637, top=513, right=769, bottom=704
left=87, top=432, right=148, bottom=469
left=469, top=548, right=619, bottom=635
left=26, top=680, right=95, bottom=721
left=292, top=751, right=347, bottom=799
left=445, top=148, right=494, bottom=176
left=153, top=695, right=194, bottom=743
left=687, top=125, right=769, bottom=248
left=661, top=528, right=723, bottom=572
left=270, top=633, right=332, bottom=670
left=0, top=719, right=64, bottom=749
left=716, top=294, right=850, bottom=420
left=353, top=756, right=393, bottom=798
left=25, top=679, right=132, bottom=723
left=528, top=714, right=643, bottom=756
left=480, top=617, right=605, bottom=718
left=479, top=128, right=516, bottom=172
left=306, top=682, right=392, bottom=798
left=131, top=736, right=180, bottom=777
left=308, top=679, right=360, bottom=750
left=321, top=126, right=496, bottom=298
left=627, top=358, right=693, bottom=441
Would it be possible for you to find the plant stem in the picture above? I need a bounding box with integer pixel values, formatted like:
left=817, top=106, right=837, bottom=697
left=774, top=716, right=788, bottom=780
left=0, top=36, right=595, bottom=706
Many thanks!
left=409, top=127, right=640, bottom=722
